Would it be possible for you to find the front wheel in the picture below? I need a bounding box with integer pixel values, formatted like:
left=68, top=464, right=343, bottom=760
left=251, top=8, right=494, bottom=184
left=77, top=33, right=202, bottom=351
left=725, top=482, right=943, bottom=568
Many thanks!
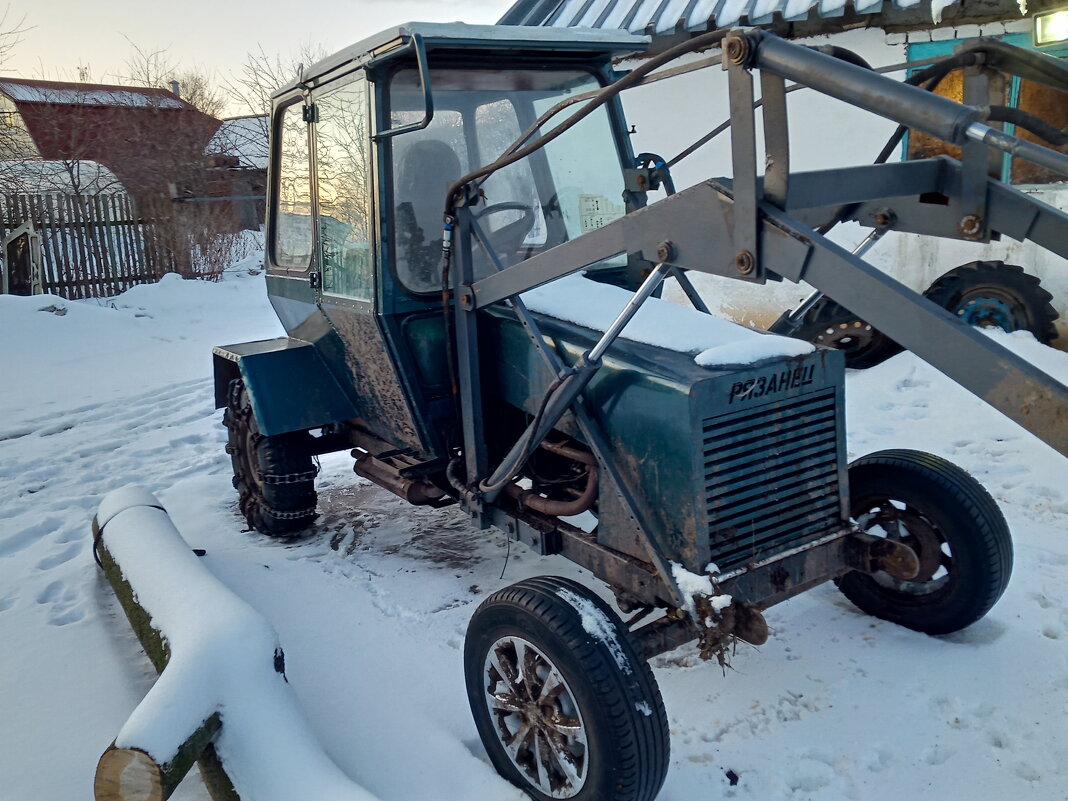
left=837, top=450, right=1012, bottom=634
left=465, top=577, right=669, bottom=801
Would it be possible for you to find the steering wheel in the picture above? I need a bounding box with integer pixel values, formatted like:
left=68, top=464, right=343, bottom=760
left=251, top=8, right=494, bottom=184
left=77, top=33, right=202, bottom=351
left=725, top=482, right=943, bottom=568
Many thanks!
left=473, top=201, right=537, bottom=256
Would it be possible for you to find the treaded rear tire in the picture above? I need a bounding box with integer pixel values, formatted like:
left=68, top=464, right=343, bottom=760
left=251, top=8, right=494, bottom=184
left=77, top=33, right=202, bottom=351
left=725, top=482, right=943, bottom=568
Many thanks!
left=223, top=379, right=318, bottom=536
left=837, top=449, right=1012, bottom=635
left=465, top=576, right=669, bottom=801
left=923, top=260, right=1059, bottom=344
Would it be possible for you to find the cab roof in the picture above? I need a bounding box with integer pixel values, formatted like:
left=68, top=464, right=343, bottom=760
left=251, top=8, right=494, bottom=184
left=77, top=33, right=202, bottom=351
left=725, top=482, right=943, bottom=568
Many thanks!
left=275, top=22, right=650, bottom=97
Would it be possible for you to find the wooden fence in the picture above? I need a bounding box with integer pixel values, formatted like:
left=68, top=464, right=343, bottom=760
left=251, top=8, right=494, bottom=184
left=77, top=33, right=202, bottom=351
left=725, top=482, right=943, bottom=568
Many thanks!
left=1, top=193, right=180, bottom=299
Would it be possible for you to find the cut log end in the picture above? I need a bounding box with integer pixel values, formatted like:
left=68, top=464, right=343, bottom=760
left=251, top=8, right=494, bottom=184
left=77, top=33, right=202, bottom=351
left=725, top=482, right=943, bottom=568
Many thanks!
left=95, top=747, right=164, bottom=801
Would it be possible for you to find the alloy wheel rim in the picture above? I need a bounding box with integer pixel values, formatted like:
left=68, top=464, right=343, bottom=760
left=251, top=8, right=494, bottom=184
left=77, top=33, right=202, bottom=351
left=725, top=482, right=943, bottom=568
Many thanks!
left=483, top=635, right=589, bottom=798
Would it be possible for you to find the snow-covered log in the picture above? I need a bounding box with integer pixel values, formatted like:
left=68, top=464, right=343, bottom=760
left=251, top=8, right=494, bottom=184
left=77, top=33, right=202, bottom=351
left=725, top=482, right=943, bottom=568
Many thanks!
left=92, top=486, right=378, bottom=801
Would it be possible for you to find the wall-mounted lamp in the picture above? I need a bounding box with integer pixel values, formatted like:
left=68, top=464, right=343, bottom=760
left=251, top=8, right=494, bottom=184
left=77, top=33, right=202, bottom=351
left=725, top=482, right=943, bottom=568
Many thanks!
left=1034, top=6, right=1068, bottom=47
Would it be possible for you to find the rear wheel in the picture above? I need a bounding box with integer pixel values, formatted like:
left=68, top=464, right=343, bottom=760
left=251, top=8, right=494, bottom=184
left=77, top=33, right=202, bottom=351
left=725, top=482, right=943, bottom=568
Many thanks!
left=837, top=449, right=1012, bottom=634
left=465, top=576, right=669, bottom=801
left=223, top=379, right=318, bottom=536
left=923, top=260, right=1059, bottom=343
left=783, top=296, right=902, bottom=368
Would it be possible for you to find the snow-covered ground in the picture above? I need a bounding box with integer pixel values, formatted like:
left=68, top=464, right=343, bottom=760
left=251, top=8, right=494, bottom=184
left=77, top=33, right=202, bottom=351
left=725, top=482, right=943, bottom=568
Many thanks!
left=2, top=260, right=1067, bottom=800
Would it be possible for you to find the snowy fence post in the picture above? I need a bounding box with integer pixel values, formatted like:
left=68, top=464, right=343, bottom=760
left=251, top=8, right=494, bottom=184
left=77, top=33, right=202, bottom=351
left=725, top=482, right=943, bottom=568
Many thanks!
left=92, top=486, right=241, bottom=801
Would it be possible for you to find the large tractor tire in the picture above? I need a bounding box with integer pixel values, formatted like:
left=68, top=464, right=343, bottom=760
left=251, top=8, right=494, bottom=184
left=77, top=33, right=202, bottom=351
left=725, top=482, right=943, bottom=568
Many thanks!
left=465, top=576, right=669, bottom=801
left=837, top=450, right=1012, bottom=635
left=923, top=260, right=1059, bottom=344
left=223, top=379, right=318, bottom=536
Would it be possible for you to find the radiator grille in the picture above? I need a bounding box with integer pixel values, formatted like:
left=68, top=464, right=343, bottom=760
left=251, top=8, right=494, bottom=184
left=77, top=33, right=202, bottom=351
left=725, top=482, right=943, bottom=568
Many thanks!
left=703, top=387, right=842, bottom=570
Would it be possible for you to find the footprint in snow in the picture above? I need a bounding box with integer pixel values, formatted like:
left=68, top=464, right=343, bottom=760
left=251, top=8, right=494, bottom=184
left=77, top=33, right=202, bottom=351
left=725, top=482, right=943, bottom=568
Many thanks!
left=0, top=591, right=18, bottom=613
left=863, top=748, right=892, bottom=773
left=1014, top=762, right=1042, bottom=782
left=36, top=541, right=83, bottom=571
left=35, top=580, right=85, bottom=626
left=1042, top=624, right=1063, bottom=640
left=0, top=516, right=62, bottom=558
left=923, top=744, right=954, bottom=765
left=987, top=729, right=1012, bottom=750
left=787, top=754, right=837, bottom=794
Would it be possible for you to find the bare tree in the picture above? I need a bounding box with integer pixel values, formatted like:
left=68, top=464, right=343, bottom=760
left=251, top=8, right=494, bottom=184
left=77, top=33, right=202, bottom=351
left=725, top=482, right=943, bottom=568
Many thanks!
left=0, top=6, right=32, bottom=194
left=224, top=42, right=326, bottom=138
left=116, top=38, right=225, bottom=117
left=0, top=5, right=27, bottom=72
left=117, top=38, right=178, bottom=91
left=172, top=69, right=226, bottom=118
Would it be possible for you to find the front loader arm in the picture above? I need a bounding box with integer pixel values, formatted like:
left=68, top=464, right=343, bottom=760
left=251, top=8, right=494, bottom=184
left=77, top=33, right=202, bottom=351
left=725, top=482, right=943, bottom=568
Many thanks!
left=462, top=29, right=1068, bottom=460
left=466, top=165, right=1068, bottom=457
left=764, top=203, right=1068, bottom=457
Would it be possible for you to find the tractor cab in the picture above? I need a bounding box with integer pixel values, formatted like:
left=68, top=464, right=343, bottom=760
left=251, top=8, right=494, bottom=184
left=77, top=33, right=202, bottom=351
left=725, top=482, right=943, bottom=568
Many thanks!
left=244, top=23, right=651, bottom=460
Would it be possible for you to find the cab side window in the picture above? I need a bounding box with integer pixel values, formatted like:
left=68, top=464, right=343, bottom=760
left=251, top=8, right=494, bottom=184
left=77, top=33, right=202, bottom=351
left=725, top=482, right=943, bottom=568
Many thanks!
left=316, top=78, right=374, bottom=300
left=272, top=102, right=313, bottom=270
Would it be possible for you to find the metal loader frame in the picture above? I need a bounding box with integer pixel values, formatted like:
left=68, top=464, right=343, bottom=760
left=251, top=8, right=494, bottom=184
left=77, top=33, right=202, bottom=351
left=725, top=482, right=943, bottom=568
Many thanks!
left=445, top=29, right=1068, bottom=654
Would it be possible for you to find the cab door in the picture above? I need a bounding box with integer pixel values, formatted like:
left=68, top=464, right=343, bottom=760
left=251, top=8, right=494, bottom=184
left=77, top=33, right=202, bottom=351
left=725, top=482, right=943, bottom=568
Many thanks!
left=310, top=72, right=428, bottom=455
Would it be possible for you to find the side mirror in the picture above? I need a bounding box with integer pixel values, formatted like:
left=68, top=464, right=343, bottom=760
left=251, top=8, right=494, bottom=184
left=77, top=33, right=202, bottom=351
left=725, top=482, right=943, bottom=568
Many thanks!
left=374, top=34, right=434, bottom=141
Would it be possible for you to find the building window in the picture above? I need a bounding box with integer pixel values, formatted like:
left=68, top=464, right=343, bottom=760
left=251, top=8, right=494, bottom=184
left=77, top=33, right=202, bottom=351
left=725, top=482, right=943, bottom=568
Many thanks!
left=906, top=33, right=1068, bottom=185
left=0, top=110, right=17, bottom=130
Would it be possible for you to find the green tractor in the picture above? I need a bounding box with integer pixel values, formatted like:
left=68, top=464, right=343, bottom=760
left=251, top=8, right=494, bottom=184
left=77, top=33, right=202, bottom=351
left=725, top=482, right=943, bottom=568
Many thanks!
left=209, top=22, right=1068, bottom=801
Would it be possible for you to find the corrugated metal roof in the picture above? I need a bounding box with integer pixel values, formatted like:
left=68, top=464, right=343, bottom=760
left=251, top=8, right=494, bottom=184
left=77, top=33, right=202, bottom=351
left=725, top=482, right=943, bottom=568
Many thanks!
left=499, top=0, right=962, bottom=34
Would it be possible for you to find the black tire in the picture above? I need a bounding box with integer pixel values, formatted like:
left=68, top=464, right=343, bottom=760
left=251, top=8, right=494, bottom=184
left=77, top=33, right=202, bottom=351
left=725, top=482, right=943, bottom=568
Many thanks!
left=465, top=576, right=669, bottom=801
left=923, top=260, right=1059, bottom=344
left=222, top=379, right=318, bottom=536
left=837, top=450, right=1012, bottom=635
left=780, top=296, right=902, bottom=369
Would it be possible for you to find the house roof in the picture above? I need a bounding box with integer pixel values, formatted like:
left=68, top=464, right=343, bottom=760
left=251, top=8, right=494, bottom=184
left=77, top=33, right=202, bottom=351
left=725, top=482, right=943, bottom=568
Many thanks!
left=498, top=0, right=1032, bottom=39
left=206, top=115, right=269, bottom=170
left=0, top=160, right=126, bottom=194
left=0, top=77, right=190, bottom=110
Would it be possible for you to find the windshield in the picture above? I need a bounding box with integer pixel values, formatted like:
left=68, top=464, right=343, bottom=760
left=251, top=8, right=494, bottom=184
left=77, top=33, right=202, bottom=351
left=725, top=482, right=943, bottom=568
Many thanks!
left=389, top=67, right=626, bottom=294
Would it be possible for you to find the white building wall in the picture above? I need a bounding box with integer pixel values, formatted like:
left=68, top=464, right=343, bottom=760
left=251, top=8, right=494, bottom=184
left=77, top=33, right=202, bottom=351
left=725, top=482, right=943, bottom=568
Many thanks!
left=619, top=20, right=1068, bottom=344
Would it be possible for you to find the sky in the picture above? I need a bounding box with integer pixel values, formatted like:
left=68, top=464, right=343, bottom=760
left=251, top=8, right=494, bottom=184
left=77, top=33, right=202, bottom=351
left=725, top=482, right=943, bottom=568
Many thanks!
left=1, top=0, right=514, bottom=102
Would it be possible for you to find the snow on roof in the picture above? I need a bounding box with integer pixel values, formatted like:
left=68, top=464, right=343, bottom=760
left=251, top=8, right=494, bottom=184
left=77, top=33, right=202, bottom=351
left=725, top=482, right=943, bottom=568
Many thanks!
left=0, top=78, right=187, bottom=109
left=499, top=0, right=964, bottom=35
left=0, top=160, right=126, bottom=194
left=206, top=116, right=268, bottom=169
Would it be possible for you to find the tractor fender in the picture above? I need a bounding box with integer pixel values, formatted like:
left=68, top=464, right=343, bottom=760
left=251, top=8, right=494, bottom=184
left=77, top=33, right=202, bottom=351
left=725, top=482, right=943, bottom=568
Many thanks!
left=212, top=337, right=359, bottom=437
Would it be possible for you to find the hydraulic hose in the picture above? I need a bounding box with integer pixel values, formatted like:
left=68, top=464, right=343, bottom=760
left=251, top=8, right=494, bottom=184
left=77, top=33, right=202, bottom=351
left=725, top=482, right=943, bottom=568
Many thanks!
left=981, top=105, right=1068, bottom=147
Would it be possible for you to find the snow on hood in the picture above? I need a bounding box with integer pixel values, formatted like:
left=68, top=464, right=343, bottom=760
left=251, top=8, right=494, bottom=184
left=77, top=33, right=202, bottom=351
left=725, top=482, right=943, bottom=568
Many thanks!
left=521, top=273, right=815, bottom=367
